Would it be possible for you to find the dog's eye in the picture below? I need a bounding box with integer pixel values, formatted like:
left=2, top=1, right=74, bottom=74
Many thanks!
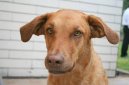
left=46, top=28, right=53, bottom=35
left=73, top=31, right=82, bottom=37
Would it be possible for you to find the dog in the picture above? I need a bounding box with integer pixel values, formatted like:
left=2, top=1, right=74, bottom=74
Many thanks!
left=20, top=9, right=119, bottom=85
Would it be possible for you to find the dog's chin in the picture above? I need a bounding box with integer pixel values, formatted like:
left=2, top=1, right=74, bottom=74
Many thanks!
left=49, top=65, right=75, bottom=75
left=49, top=70, right=67, bottom=75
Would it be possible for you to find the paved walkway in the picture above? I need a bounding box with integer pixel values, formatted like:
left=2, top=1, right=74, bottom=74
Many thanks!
left=109, top=76, right=129, bottom=85
left=2, top=76, right=129, bottom=85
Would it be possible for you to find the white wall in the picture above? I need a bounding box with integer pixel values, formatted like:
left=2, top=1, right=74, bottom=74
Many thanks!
left=0, top=0, right=123, bottom=77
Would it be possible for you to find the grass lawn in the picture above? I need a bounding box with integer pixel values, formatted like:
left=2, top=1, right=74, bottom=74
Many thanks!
left=117, top=42, right=129, bottom=71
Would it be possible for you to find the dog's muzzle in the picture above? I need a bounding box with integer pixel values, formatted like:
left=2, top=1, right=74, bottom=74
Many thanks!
left=45, top=54, right=74, bottom=74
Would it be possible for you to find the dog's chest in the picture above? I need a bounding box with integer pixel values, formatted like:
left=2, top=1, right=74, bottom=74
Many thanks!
left=48, top=74, right=83, bottom=85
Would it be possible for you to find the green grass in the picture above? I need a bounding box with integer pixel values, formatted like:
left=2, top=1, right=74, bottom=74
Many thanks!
left=117, top=42, right=129, bottom=71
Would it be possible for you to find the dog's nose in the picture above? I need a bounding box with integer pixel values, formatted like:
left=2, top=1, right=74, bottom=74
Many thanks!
left=46, top=54, right=64, bottom=65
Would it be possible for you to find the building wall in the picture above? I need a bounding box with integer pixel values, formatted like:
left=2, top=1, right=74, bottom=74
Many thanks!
left=0, top=0, right=123, bottom=77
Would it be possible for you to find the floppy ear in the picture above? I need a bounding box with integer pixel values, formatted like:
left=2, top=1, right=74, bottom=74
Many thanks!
left=20, top=13, right=50, bottom=42
left=87, top=15, right=119, bottom=44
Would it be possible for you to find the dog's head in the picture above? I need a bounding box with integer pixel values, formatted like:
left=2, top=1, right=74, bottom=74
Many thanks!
left=20, top=10, right=119, bottom=75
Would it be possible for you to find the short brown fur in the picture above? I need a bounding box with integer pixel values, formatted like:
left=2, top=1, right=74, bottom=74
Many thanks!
left=20, top=9, right=119, bottom=85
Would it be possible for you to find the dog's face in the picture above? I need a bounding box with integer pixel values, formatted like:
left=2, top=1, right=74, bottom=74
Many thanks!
left=44, top=11, right=91, bottom=74
left=20, top=10, right=119, bottom=75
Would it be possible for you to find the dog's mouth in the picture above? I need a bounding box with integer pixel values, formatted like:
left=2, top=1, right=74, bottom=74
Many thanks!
left=48, top=64, right=75, bottom=75
left=49, top=70, right=66, bottom=74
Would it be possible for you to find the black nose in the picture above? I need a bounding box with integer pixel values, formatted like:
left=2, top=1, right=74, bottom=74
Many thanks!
left=46, top=54, right=64, bottom=65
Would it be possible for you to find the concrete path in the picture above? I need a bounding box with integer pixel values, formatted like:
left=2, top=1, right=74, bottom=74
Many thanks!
left=3, top=76, right=129, bottom=85
left=109, top=76, right=129, bottom=85
left=3, top=78, right=47, bottom=85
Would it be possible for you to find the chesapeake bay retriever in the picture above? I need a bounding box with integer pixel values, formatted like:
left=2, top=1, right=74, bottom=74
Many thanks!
left=20, top=9, right=119, bottom=85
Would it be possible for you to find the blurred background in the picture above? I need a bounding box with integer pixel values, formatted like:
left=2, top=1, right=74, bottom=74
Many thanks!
left=0, top=0, right=128, bottom=85
left=117, top=0, right=129, bottom=74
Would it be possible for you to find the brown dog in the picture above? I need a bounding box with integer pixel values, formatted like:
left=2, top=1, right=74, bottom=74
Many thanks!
left=20, top=9, right=119, bottom=85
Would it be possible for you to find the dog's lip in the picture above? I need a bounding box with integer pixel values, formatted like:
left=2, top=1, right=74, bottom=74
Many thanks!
left=49, top=70, right=66, bottom=74
left=49, top=64, right=75, bottom=75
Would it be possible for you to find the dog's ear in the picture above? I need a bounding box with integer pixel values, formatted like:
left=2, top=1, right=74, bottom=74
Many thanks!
left=87, top=15, right=119, bottom=44
left=20, top=13, right=51, bottom=42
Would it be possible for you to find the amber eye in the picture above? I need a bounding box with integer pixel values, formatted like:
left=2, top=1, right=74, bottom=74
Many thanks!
left=46, top=28, right=53, bottom=35
left=73, top=31, right=82, bottom=37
